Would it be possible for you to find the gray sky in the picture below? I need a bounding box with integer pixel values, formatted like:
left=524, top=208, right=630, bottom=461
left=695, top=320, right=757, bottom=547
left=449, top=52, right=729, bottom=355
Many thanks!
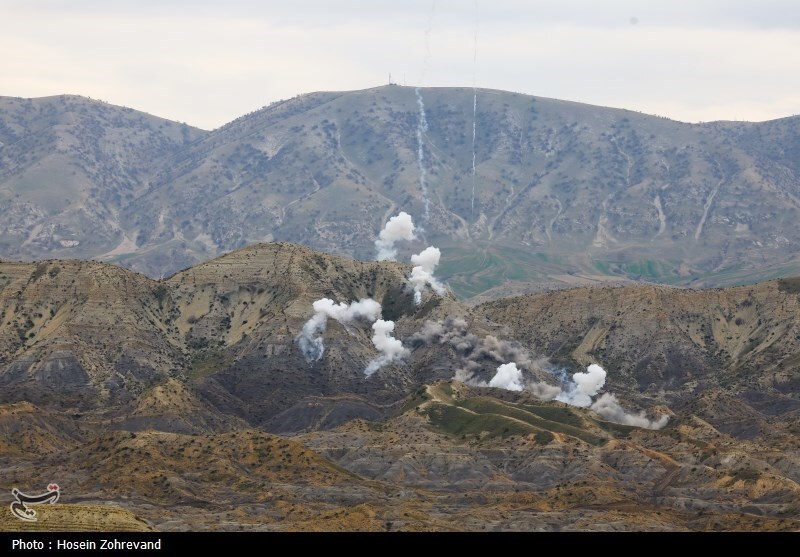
left=3, top=0, right=799, bottom=129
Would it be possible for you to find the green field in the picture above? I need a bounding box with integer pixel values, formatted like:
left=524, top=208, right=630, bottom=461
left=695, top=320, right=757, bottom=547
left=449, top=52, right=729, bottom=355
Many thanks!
left=418, top=389, right=620, bottom=446
left=435, top=237, right=800, bottom=300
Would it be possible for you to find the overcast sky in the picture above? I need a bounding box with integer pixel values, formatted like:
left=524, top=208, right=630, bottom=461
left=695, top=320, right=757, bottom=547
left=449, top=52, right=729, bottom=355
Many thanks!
left=3, top=0, right=799, bottom=129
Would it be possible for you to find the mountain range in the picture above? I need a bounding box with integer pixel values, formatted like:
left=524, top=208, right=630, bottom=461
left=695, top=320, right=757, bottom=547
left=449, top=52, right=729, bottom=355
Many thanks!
left=1, top=244, right=797, bottom=531
left=3, top=87, right=800, bottom=298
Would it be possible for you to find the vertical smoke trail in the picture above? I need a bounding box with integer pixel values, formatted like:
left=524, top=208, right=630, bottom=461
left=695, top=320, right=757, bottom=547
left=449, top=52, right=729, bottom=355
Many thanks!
left=471, top=91, right=477, bottom=217
left=415, top=87, right=430, bottom=222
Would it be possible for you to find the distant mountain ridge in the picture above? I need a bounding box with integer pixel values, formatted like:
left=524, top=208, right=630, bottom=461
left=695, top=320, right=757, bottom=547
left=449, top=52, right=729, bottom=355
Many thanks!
left=3, top=87, right=800, bottom=297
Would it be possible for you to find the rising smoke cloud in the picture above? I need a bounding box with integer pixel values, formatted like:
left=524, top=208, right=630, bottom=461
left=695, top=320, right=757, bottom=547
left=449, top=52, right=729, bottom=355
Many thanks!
left=375, top=212, right=416, bottom=261
left=409, top=246, right=446, bottom=304
left=296, top=298, right=410, bottom=377
left=489, top=362, right=523, bottom=391
left=365, top=319, right=409, bottom=376
left=555, top=363, right=668, bottom=430
left=409, top=320, right=667, bottom=430
left=409, top=318, right=559, bottom=399
left=590, top=393, right=670, bottom=429
left=556, top=363, right=606, bottom=408
left=496, top=361, right=668, bottom=430
left=296, top=298, right=382, bottom=363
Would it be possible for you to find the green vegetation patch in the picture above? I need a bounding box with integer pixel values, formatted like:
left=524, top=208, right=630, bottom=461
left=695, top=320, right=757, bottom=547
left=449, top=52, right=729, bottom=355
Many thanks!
left=457, top=397, right=605, bottom=445
left=435, top=242, right=554, bottom=299
left=535, top=430, right=555, bottom=445
left=381, top=284, right=416, bottom=322
left=426, top=403, right=537, bottom=440
left=510, top=402, right=586, bottom=428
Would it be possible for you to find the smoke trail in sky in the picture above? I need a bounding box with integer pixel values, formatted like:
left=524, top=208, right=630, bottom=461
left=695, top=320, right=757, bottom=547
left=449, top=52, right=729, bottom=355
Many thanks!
left=415, top=87, right=430, bottom=222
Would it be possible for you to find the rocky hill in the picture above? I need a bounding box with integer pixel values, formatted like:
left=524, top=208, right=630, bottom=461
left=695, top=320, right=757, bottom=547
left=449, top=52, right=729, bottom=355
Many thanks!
left=0, top=244, right=797, bottom=530
left=477, top=279, right=800, bottom=398
left=3, top=88, right=800, bottom=298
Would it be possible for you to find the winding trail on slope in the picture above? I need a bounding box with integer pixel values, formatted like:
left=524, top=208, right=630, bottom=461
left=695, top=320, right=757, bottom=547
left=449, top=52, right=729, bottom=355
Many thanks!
left=594, top=137, right=631, bottom=248
left=281, top=177, right=322, bottom=224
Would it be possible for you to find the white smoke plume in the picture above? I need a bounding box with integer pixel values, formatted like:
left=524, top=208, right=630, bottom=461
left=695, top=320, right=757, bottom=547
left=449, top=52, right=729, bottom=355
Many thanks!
left=375, top=212, right=416, bottom=261
left=554, top=363, right=669, bottom=430
left=365, top=319, right=409, bottom=376
left=296, top=298, right=382, bottom=363
left=408, top=320, right=667, bottom=430
left=489, top=362, right=523, bottom=391
left=313, top=298, right=381, bottom=324
left=408, top=319, right=559, bottom=397
left=415, top=87, right=430, bottom=221
left=556, top=363, right=606, bottom=408
left=297, top=312, right=327, bottom=362
left=590, top=393, right=670, bottom=430
left=409, top=246, right=446, bottom=304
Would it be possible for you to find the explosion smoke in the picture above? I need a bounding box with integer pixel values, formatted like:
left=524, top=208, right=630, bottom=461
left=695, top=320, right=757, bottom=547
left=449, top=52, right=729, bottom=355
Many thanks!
left=365, top=319, right=409, bottom=376
left=556, top=363, right=606, bottom=408
left=590, top=393, right=670, bottom=429
left=409, top=318, right=548, bottom=387
left=415, top=87, right=430, bottom=222
left=296, top=298, right=382, bottom=363
left=555, top=363, right=669, bottom=430
left=409, top=246, right=446, bottom=304
left=375, top=212, right=416, bottom=261
left=489, top=362, right=523, bottom=391
left=409, top=320, right=667, bottom=430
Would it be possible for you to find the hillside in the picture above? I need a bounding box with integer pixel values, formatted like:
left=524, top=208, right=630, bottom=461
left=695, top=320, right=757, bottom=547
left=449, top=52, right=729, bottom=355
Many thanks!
left=4, top=88, right=800, bottom=297
left=0, top=242, right=461, bottom=421
left=477, top=279, right=800, bottom=397
left=0, top=246, right=798, bottom=530
left=0, top=94, right=206, bottom=265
